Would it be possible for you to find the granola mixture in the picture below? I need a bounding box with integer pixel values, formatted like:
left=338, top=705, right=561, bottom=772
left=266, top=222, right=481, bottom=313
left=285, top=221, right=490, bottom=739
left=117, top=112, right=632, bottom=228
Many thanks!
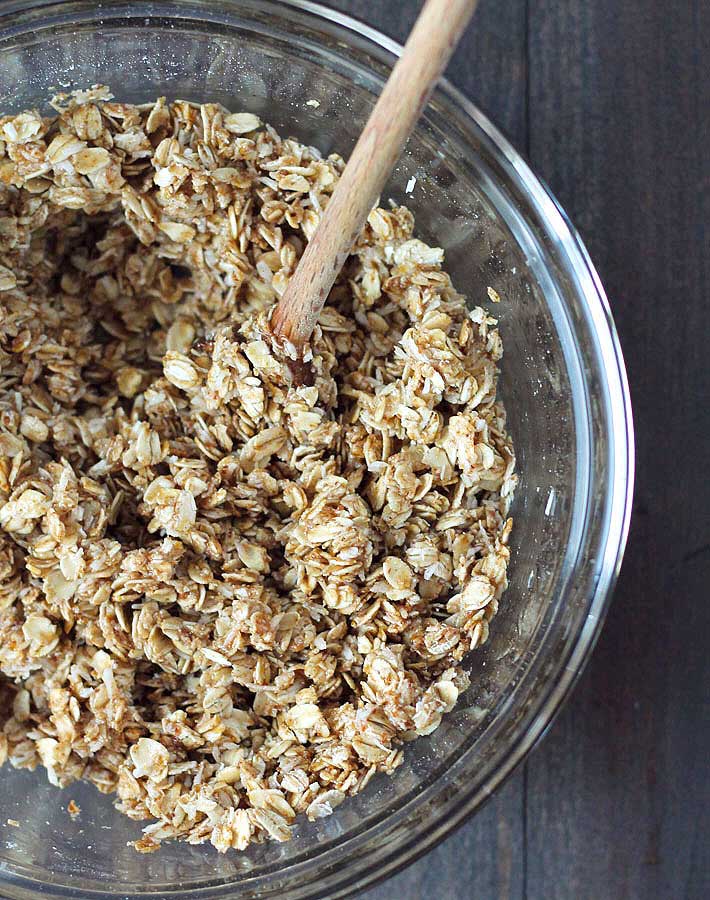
left=0, top=88, right=516, bottom=853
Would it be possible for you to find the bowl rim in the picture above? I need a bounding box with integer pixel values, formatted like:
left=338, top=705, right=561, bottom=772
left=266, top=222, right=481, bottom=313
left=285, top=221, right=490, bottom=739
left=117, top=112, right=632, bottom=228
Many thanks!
left=0, top=1, right=634, bottom=897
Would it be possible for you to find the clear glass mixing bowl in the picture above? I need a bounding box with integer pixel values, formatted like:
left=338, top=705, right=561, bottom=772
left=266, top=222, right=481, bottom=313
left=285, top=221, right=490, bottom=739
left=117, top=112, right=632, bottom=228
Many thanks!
left=0, top=2, right=634, bottom=898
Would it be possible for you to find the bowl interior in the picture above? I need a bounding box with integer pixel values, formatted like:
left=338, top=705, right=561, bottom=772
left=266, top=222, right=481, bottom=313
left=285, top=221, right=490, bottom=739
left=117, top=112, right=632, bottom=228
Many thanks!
left=0, top=3, right=625, bottom=898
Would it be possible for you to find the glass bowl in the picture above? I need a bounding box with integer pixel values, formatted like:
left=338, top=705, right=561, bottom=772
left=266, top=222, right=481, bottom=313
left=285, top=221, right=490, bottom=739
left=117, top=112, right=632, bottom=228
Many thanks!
left=0, top=2, right=634, bottom=898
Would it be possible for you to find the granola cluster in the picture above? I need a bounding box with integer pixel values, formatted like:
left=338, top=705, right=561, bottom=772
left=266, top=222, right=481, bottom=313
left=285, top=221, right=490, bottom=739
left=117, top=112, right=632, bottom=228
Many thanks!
left=0, top=88, right=516, bottom=852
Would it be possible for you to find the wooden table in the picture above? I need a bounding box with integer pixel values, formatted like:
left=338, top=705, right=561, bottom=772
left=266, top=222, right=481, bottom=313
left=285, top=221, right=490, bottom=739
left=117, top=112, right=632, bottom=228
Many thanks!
left=329, top=2, right=710, bottom=898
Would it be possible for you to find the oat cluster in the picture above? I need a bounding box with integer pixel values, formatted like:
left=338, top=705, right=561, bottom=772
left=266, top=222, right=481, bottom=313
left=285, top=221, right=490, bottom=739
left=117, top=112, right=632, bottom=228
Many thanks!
left=0, top=88, right=516, bottom=852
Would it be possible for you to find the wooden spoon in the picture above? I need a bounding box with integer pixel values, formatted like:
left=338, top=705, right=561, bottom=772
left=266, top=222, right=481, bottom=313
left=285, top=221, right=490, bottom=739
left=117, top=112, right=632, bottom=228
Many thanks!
left=270, top=0, right=480, bottom=376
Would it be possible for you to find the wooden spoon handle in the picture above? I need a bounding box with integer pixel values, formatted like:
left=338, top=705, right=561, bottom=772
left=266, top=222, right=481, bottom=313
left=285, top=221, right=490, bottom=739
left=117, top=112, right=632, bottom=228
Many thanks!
left=271, top=0, right=479, bottom=351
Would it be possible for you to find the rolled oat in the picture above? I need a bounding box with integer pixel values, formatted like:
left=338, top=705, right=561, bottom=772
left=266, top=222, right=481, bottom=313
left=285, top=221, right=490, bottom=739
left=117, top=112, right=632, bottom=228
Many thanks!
left=0, top=87, right=516, bottom=852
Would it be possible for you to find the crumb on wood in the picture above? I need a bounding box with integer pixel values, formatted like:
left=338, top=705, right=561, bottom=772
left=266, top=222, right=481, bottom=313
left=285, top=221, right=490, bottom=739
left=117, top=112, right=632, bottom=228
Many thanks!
left=487, top=286, right=502, bottom=303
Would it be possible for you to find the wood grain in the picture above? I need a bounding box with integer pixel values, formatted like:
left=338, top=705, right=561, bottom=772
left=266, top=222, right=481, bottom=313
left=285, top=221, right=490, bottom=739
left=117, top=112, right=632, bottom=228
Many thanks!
left=525, top=1, right=710, bottom=898
left=332, top=1, right=710, bottom=898
left=271, top=0, right=478, bottom=354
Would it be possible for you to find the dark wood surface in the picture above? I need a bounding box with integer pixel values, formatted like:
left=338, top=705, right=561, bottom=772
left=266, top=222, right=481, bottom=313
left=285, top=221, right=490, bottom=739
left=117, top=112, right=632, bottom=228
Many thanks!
left=329, top=2, right=710, bottom=898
